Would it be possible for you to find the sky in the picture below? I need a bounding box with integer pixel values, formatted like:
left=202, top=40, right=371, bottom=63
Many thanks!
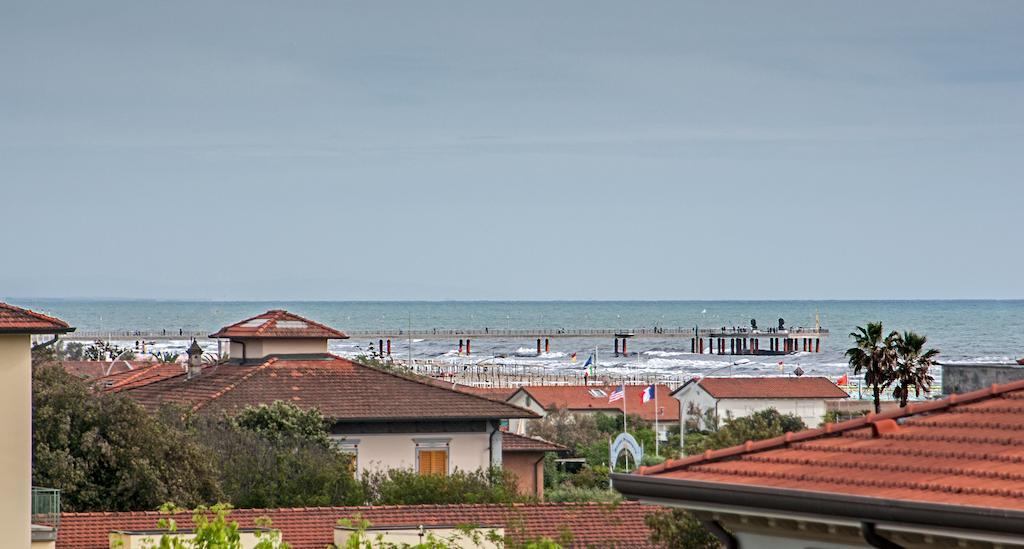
left=3, top=2, right=1023, bottom=300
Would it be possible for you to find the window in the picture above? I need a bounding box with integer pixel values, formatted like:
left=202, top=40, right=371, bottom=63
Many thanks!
left=331, top=438, right=359, bottom=474
left=588, top=389, right=607, bottom=398
left=414, top=438, right=451, bottom=476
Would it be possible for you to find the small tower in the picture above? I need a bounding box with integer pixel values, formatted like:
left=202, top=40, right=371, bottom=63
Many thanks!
left=186, top=339, right=203, bottom=379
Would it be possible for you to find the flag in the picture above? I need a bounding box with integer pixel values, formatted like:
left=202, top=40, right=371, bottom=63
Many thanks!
left=609, top=385, right=625, bottom=403
left=641, top=384, right=655, bottom=403
left=570, top=352, right=577, bottom=363
left=837, top=374, right=849, bottom=386
left=583, top=354, right=593, bottom=367
left=583, top=353, right=596, bottom=376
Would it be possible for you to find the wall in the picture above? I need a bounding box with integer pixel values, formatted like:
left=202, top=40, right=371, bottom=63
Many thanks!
left=942, top=363, right=1024, bottom=394
left=0, top=334, right=31, bottom=548
left=332, top=431, right=494, bottom=475
left=229, top=338, right=328, bottom=361
left=503, top=452, right=546, bottom=500
left=716, top=398, right=829, bottom=428
left=506, top=392, right=547, bottom=435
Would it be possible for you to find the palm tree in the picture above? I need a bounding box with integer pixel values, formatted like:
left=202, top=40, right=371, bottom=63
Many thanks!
left=846, top=322, right=897, bottom=413
left=890, top=331, right=939, bottom=407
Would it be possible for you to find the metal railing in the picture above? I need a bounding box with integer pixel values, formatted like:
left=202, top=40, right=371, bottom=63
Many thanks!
left=32, top=487, right=60, bottom=531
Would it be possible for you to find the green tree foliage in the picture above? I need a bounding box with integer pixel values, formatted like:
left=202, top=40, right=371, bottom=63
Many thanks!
left=32, top=362, right=220, bottom=511
left=229, top=401, right=331, bottom=447
left=139, top=503, right=289, bottom=549
left=684, top=409, right=806, bottom=455
left=360, top=467, right=525, bottom=505
left=846, top=322, right=898, bottom=413
left=188, top=405, right=362, bottom=509
left=83, top=339, right=135, bottom=361
left=644, top=509, right=720, bottom=549
left=891, top=331, right=939, bottom=407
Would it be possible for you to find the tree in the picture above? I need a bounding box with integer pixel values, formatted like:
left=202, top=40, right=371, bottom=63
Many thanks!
left=188, top=404, right=362, bottom=508
left=685, top=409, right=806, bottom=455
left=890, top=331, right=939, bottom=407
left=846, top=322, right=897, bottom=413
left=645, top=509, right=720, bottom=549
left=32, top=362, right=220, bottom=511
left=230, top=401, right=331, bottom=447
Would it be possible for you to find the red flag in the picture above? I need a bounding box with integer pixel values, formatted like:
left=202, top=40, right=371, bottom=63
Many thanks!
left=837, top=374, right=849, bottom=385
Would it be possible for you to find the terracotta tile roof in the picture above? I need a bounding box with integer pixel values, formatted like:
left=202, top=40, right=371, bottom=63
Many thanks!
left=516, top=385, right=680, bottom=422
left=58, top=502, right=655, bottom=548
left=0, top=302, right=73, bottom=334
left=112, top=355, right=537, bottom=421
left=96, top=362, right=187, bottom=391
left=63, top=360, right=155, bottom=380
left=452, top=385, right=520, bottom=402
left=209, top=310, right=348, bottom=340
left=502, top=432, right=568, bottom=453
left=688, top=376, right=849, bottom=399
left=637, top=379, right=1024, bottom=511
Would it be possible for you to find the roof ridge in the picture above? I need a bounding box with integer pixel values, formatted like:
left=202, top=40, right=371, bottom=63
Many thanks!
left=641, top=378, right=1024, bottom=476
left=335, top=354, right=539, bottom=418
left=101, top=362, right=179, bottom=392
left=0, top=302, right=71, bottom=327
left=191, top=357, right=279, bottom=413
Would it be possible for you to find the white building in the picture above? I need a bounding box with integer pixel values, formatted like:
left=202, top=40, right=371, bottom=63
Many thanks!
left=672, top=376, right=848, bottom=442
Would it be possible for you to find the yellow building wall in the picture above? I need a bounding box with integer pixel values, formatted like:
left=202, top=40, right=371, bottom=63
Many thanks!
left=0, top=334, right=32, bottom=548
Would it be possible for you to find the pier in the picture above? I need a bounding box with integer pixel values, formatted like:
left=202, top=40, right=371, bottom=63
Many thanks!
left=59, top=326, right=829, bottom=356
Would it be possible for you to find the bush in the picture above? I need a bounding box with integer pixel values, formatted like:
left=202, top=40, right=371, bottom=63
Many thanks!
left=645, top=508, right=720, bottom=549
left=361, top=467, right=525, bottom=505
left=545, top=487, right=621, bottom=504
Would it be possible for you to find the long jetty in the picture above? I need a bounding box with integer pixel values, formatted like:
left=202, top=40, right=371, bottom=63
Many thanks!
left=61, top=326, right=829, bottom=356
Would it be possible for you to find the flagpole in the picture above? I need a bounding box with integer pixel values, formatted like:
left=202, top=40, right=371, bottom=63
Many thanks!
left=654, top=383, right=660, bottom=457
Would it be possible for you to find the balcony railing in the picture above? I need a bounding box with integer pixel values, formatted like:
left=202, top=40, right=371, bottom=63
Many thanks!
left=32, top=487, right=60, bottom=531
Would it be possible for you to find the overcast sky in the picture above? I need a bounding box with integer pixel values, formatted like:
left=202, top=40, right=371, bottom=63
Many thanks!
left=3, top=2, right=1023, bottom=300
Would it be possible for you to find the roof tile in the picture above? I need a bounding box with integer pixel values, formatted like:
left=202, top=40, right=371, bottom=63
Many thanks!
left=58, top=502, right=655, bottom=548
left=0, top=302, right=72, bottom=334
left=639, top=378, right=1024, bottom=511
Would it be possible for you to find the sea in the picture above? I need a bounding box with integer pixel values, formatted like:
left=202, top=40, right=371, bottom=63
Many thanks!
left=11, top=299, right=1024, bottom=387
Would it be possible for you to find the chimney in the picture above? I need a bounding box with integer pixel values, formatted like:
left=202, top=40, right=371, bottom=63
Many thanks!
left=186, top=339, right=203, bottom=379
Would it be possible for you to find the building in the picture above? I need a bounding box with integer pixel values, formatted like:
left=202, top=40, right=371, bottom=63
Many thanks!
left=500, top=432, right=566, bottom=500
left=506, top=384, right=679, bottom=439
left=614, top=379, right=1024, bottom=548
left=672, top=376, right=848, bottom=439
left=109, top=310, right=538, bottom=479
left=58, top=502, right=656, bottom=548
left=0, top=302, right=74, bottom=548
left=941, top=361, right=1024, bottom=394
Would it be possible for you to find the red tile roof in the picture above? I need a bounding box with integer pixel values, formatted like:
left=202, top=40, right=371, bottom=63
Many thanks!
left=638, top=379, right=1024, bottom=511
left=63, top=360, right=153, bottom=380
left=453, top=385, right=521, bottom=402
left=689, top=376, right=849, bottom=399
left=0, top=302, right=73, bottom=334
left=209, top=310, right=348, bottom=340
left=96, top=362, right=186, bottom=391
left=111, top=355, right=537, bottom=421
left=516, top=385, right=679, bottom=422
left=502, top=432, right=568, bottom=453
left=58, top=502, right=655, bottom=548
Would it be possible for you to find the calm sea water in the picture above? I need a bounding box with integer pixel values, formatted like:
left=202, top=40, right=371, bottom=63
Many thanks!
left=11, top=299, right=1024, bottom=382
